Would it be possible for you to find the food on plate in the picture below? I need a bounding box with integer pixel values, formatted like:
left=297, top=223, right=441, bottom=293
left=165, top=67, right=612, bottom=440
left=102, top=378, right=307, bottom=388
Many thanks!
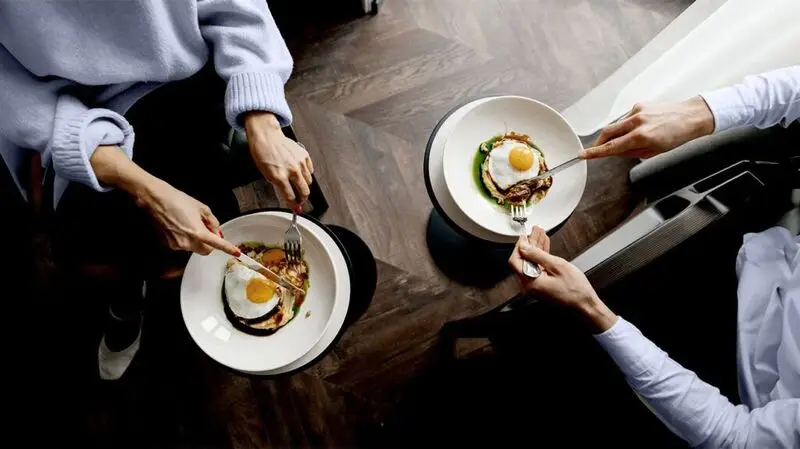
left=473, top=131, right=552, bottom=205
left=221, top=243, right=309, bottom=336
left=224, top=260, right=281, bottom=321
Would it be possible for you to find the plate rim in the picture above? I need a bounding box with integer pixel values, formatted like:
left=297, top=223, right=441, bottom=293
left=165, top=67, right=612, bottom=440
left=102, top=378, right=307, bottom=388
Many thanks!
left=180, top=211, right=345, bottom=372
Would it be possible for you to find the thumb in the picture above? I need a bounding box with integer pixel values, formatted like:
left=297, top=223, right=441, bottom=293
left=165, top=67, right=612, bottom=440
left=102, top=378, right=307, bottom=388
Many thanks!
left=518, top=242, right=559, bottom=269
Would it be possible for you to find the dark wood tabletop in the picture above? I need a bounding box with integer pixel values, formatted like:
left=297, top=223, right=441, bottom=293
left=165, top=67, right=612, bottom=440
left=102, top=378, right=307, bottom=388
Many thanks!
left=19, top=1, right=693, bottom=447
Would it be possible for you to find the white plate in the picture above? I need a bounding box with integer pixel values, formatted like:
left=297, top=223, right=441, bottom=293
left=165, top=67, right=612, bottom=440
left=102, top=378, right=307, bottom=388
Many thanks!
left=442, top=96, right=587, bottom=236
left=427, top=98, right=515, bottom=243
left=180, top=212, right=341, bottom=373
left=242, top=212, right=351, bottom=375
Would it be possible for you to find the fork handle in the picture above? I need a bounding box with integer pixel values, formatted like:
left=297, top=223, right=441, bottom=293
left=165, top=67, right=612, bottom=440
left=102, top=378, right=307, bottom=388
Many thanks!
left=522, top=260, right=541, bottom=278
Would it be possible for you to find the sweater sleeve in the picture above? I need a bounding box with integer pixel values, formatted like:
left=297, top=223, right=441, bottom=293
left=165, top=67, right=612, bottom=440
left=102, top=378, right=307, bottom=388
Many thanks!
left=197, top=0, right=294, bottom=130
left=700, top=65, right=800, bottom=133
left=595, top=317, right=800, bottom=448
left=0, top=43, right=134, bottom=193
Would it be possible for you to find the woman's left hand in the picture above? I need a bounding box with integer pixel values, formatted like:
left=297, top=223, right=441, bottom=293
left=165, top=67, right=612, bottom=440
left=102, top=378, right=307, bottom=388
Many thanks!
left=244, top=111, right=314, bottom=206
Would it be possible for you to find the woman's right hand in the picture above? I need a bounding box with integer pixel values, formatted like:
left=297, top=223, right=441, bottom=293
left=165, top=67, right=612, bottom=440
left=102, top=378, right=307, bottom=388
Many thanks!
left=90, top=145, right=240, bottom=257
left=136, top=179, right=240, bottom=256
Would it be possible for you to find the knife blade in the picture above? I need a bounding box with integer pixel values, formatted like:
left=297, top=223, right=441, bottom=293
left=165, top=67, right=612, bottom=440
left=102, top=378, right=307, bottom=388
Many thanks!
left=529, top=156, right=582, bottom=182
left=237, top=252, right=305, bottom=295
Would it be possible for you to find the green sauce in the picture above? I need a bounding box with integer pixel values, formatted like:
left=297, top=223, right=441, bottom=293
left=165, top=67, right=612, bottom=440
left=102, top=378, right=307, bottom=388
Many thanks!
left=472, top=145, right=495, bottom=202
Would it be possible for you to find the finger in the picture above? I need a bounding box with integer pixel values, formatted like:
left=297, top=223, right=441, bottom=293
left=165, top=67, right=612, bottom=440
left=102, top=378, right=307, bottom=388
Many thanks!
left=580, top=132, right=639, bottom=160
left=529, top=226, right=549, bottom=253
left=508, top=236, right=525, bottom=272
left=300, top=160, right=313, bottom=186
left=541, top=230, right=550, bottom=253
left=593, top=115, right=639, bottom=146
left=196, top=230, right=241, bottom=256
left=518, top=242, right=560, bottom=270
left=306, top=156, right=314, bottom=174
left=191, top=242, right=215, bottom=256
left=623, top=148, right=660, bottom=159
left=276, top=178, right=296, bottom=204
left=202, top=211, right=221, bottom=234
left=290, top=171, right=311, bottom=202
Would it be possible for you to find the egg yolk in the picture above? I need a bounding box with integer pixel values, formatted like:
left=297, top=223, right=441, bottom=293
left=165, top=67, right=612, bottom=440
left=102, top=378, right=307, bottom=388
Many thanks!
left=261, top=248, right=285, bottom=264
left=245, top=277, right=277, bottom=303
left=509, top=146, right=534, bottom=171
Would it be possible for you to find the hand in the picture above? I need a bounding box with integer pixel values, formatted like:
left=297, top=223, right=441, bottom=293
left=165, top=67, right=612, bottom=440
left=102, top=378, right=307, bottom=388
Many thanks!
left=508, top=227, right=617, bottom=333
left=509, top=226, right=599, bottom=308
left=137, top=179, right=241, bottom=256
left=580, top=96, right=715, bottom=160
left=90, top=145, right=240, bottom=256
left=244, top=111, right=314, bottom=206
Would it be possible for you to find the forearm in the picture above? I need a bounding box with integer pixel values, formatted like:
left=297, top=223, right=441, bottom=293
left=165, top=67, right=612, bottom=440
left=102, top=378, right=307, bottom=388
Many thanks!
left=90, top=145, right=161, bottom=205
left=198, top=0, right=294, bottom=128
left=575, top=296, right=619, bottom=334
left=701, top=65, right=800, bottom=132
left=591, top=313, right=800, bottom=448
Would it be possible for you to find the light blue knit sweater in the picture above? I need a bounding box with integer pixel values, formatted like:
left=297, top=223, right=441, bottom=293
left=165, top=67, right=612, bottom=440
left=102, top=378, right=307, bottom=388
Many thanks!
left=0, top=0, right=293, bottom=205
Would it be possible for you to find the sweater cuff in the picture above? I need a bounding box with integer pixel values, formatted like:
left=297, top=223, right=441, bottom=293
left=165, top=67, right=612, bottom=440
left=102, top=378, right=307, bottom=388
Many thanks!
left=51, top=109, right=135, bottom=192
left=700, top=87, right=748, bottom=133
left=226, top=71, right=292, bottom=131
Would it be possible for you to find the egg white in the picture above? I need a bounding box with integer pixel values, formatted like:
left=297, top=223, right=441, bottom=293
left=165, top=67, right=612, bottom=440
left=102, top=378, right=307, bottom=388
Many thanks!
left=487, top=139, right=540, bottom=189
left=224, top=262, right=280, bottom=320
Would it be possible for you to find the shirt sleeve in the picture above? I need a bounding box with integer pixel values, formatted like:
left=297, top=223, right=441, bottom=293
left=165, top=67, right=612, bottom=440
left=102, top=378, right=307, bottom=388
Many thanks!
left=595, top=317, right=800, bottom=449
left=700, top=65, right=800, bottom=133
left=197, top=0, right=294, bottom=130
left=0, top=43, right=134, bottom=193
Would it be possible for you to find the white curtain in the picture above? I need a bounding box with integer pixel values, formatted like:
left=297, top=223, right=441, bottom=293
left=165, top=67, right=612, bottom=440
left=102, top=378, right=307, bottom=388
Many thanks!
left=564, top=0, right=800, bottom=136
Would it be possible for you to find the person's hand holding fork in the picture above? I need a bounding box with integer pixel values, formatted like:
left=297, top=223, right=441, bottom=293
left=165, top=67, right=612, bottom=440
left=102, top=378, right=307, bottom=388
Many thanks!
left=508, top=226, right=618, bottom=333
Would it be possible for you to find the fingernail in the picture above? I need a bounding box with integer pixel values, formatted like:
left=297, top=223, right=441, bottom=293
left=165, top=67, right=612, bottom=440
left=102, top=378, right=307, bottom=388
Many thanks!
left=234, top=250, right=241, bottom=257
left=219, top=230, right=225, bottom=238
left=294, top=205, right=303, bottom=214
left=520, top=243, right=532, bottom=252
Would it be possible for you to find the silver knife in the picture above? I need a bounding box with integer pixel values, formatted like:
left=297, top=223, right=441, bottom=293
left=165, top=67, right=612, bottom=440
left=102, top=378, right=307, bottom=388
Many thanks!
left=237, top=252, right=304, bottom=295
left=530, top=156, right=582, bottom=182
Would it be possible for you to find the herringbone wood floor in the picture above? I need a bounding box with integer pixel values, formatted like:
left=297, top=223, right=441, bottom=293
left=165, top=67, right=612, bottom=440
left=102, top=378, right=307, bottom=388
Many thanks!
left=15, top=1, right=692, bottom=448
left=245, top=0, right=689, bottom=301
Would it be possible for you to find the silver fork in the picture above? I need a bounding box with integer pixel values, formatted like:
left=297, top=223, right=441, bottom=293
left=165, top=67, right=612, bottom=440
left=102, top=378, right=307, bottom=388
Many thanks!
left=510, top=204, right=541, bottom=279
left=284, top=206, right=302, bottom=264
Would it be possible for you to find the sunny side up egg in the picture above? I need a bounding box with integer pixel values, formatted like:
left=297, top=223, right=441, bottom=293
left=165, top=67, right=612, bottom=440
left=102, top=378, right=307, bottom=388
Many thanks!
left=224, top=261, right=281, bottom=320
left=487, top=139, right=540, bottom=189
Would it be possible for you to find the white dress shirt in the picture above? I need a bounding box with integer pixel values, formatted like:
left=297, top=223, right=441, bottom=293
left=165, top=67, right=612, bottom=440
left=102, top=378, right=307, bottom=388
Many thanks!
left=700, top=65, right=800, bottom=132
left=594, top=67, right=800, bottom=448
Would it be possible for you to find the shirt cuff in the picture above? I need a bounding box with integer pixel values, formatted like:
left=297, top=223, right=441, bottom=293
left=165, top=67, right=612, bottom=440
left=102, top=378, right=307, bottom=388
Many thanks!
left=593, top=316, right=665, bottom=383
left=700, top=87, right=749, bottom=133
left=225, top=71, right=292, bottom=131
left=50, top=109, right=135, bottom=192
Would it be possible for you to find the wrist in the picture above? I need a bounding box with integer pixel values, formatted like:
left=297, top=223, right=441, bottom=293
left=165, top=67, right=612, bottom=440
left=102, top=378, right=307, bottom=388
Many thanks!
left=243, top=111, right=282, bottom=136
left=90, top=145, right=161, bottom=207
left=684, top=96, right=715, bottom=138
left=576, top=296, right=618, bottom=334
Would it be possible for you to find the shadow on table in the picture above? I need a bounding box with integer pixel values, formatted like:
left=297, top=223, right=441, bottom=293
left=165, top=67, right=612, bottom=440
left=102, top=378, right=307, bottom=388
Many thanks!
left=375, top=303, right=685, bottom=449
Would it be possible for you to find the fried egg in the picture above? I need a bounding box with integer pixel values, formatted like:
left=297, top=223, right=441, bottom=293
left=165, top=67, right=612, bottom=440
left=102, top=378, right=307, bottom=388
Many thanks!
left=487, top=139, right=540, bottom=189
left=223, top=260, right=280, bottom=320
